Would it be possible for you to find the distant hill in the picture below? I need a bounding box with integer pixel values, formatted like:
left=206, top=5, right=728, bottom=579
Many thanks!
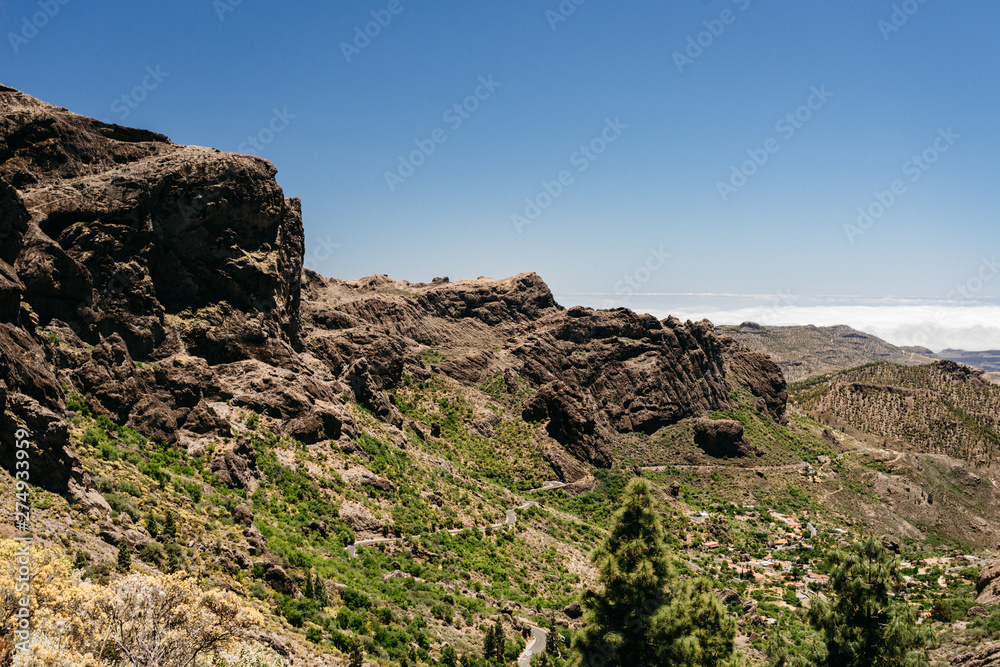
left=790, top=360, right=1000, bottom=466
left=717, top=323, right=938, bottom=381
left=937, top=349, right=1000, bottom=373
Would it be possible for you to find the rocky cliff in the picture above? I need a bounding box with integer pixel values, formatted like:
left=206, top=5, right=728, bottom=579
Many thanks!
left=0, top=85, right=787, bottom=508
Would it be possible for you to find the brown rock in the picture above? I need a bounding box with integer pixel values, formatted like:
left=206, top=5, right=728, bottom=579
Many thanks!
left=953, top=643, right=1000, bottom=667
left=693, top=418, right=751, bottom=458
left=563, top=601, right=583, bottom=619
left=232, top=504, right=254, bottom=527
left=210, top=437, right=261, bottom=492
left=261, top=563, right=296, bottom=595
left=343, top=467, right=395, bottom=493
left=977, top=561, right=1000, bottom=606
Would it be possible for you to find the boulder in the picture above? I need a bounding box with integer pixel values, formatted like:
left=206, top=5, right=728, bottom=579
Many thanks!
left=693, top=418, right=751, bottom=458
left=343, top=467, right=395, bottom=493
left=261, top=563, right=297, bottom=595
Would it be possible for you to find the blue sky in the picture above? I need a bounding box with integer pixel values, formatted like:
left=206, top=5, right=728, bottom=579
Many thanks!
left=3, top=0, right=998, bottom=348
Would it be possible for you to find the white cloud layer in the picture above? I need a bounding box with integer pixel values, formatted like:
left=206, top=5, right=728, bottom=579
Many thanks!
left=557, top=294, right=1000, bottom=352
left=653, top=304, right=1000, bottom=352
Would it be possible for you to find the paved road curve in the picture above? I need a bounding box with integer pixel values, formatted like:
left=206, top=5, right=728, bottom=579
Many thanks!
left=518, top=624, right=548, bottom=667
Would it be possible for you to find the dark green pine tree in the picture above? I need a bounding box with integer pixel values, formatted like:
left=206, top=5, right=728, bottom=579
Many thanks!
left=163, top=510, right=178, bottom=540
left=571, top=478, right=675, bottom=665
left=440, top=646, right=459, bottom=667
left=116, top=542, right=132, bottom=573
left=650, top=576, right=737, bottom=666
left=483, top=621, right=505, bottom=663
left=808, top=536, right=934, bottom=667
left=571, top=478, right=737, bottom=667
left=303, top=569, right=315, bottom=599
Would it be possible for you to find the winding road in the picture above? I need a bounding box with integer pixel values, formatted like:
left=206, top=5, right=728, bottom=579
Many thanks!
left=518, top=625, right=548, bottom=667
left=344, top=480, right=567, bottom=664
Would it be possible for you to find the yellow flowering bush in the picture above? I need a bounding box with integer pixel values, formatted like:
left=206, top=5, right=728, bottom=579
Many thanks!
left=1, top=540, right=279, bottom=667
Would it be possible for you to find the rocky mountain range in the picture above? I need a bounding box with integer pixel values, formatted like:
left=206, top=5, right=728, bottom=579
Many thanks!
left=717, top=322, right=944, bottom=381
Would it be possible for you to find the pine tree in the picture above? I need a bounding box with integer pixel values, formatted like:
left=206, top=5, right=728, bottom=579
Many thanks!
left=441, top=646, right=459, bottom=667
left=116, top=542, right=132, bottom=573
left=571, top=478, right=736, bottom=667
left=303, top=570, right=315, bottom=599
left=650, top=577, right=737, bottom=666
left=808, top=536, right=934, bottom=667
left=349, top=640, right=365, bottom=667
left=163, top=511, right=178, bottom=540
left=484, top=621, right=505, bottom=663
left=571, top=478, right=674, bottom=665
left=314, top=572, right=330, bottom=606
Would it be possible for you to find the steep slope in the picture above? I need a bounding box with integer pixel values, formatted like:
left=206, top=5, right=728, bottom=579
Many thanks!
left=717, top=322, right=939, bottom=381
left=300, top=271, right=787, bottom=471
left=8, top=84, right=1000, bottom=667
left=791, top=361, right=1000, bottom=466
left=0, top=85, right=796, bottom=664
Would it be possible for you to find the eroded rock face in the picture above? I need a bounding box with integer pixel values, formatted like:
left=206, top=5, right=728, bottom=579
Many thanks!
left=977, top=560, right=1000, bottom=606
left=300, top=272, right=776, bottom=471
left=720, top=338, right=788, bottom=423
left=1, top=86, right=304, bottom=362
left=0, top=84, right=792, bottom=509
left=0, top=85, right=310, bottom=507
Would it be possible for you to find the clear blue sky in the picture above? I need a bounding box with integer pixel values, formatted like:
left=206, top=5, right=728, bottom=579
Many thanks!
left=3, top=0, right=999, bottom=308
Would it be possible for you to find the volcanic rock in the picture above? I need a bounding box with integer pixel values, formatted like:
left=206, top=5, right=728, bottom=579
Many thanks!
left=693, top=418, right=751, bottom=458
left=977, top=560, right=1000, bottom=606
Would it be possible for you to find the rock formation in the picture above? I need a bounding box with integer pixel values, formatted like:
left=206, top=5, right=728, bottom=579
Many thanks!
left=0, top=83, right=789, bottom=505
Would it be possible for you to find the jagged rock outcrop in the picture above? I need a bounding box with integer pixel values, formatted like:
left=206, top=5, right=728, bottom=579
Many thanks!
left=0, top=84, right=793, bottom=508
left=953, top=643, right=1000, bottom=667
left=720, top=337, right=788, bottom=422
left=0, top=85, right=304, bottom=362
left=0, top=85, right=315, bottom=506
left=977, top=560, right=1000, bottom=606
left=300, top=272, right=778, bottom=472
